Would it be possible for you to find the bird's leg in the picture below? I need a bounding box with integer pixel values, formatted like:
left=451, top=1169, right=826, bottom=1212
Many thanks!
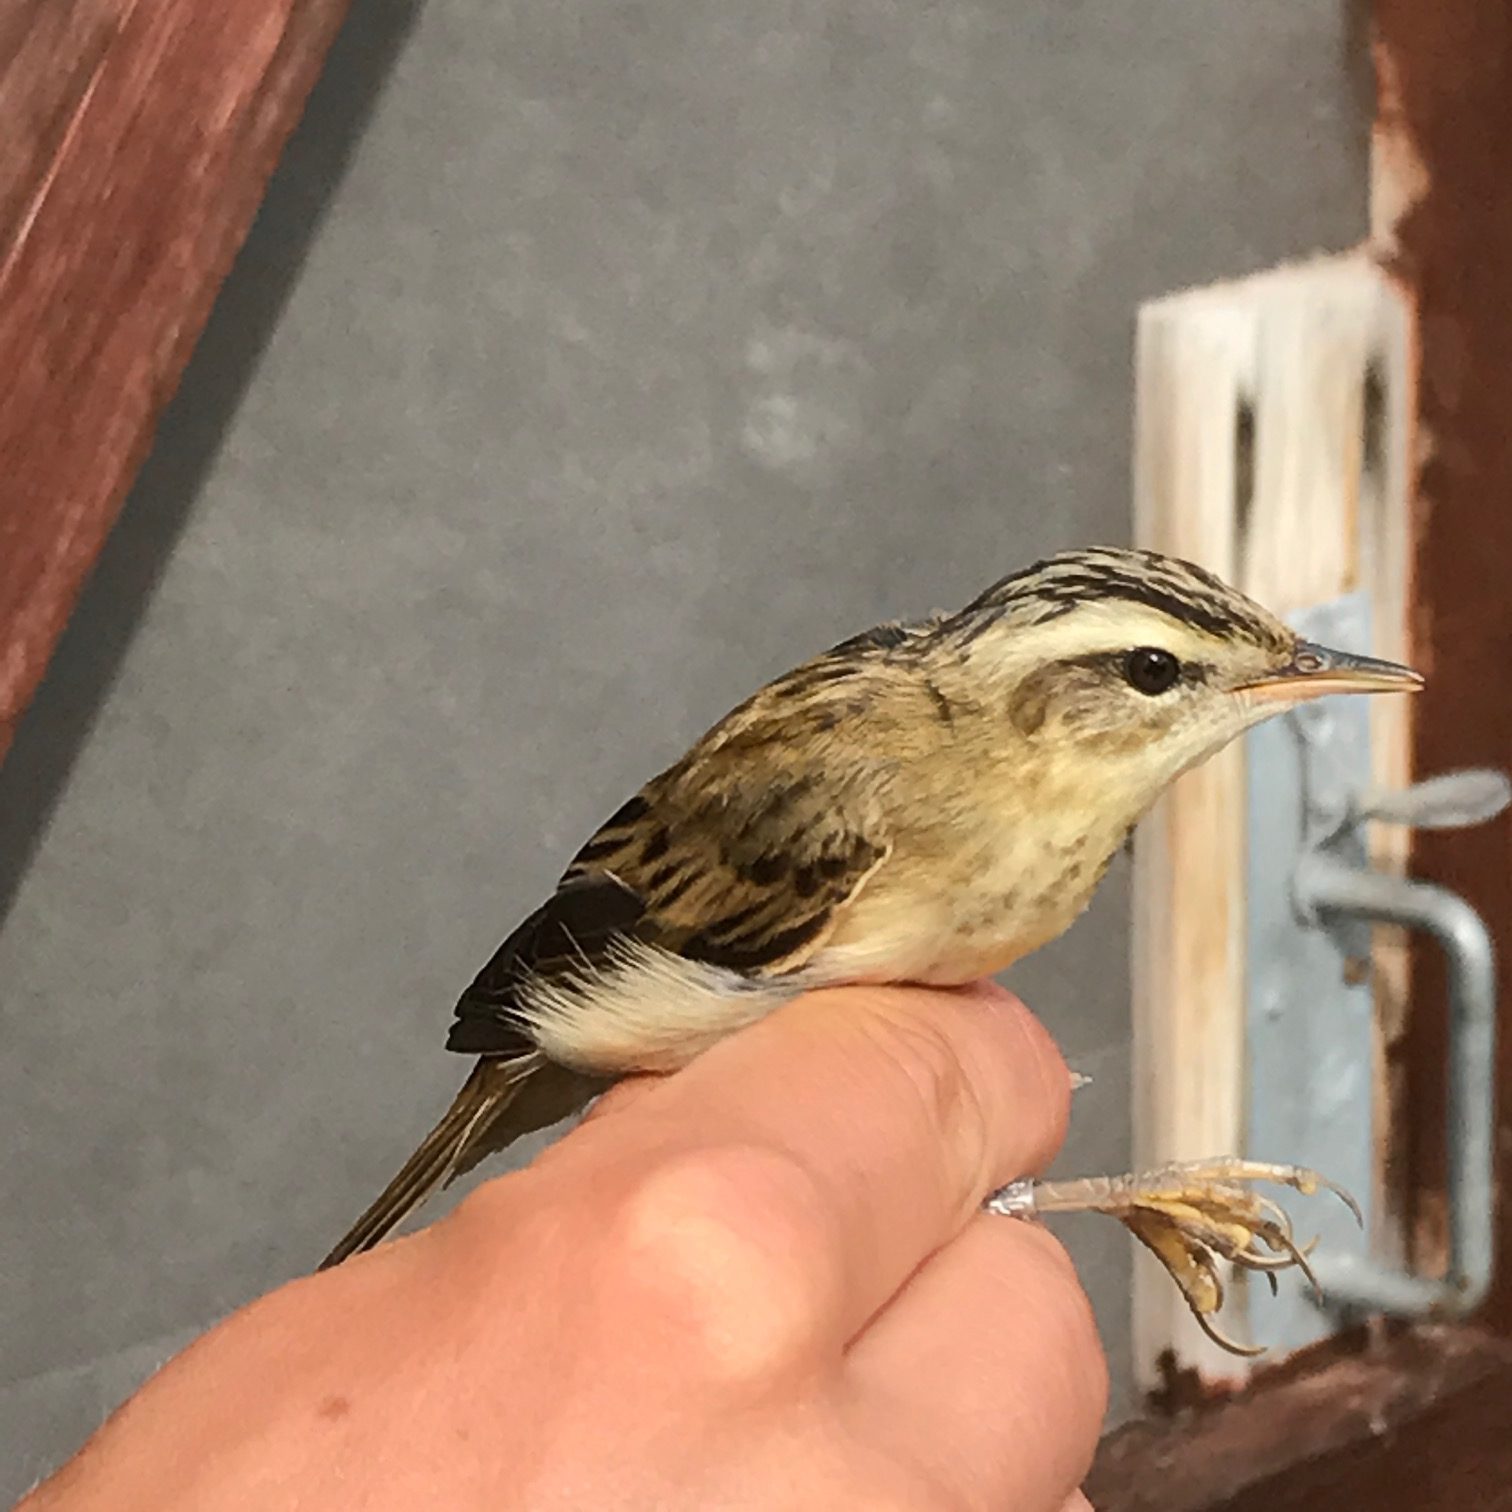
left=986, top=1160, right=1362, bottom=1357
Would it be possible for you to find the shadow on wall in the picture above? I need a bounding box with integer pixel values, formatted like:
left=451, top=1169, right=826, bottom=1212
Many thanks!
left=0, top=0, right=425, bottom=929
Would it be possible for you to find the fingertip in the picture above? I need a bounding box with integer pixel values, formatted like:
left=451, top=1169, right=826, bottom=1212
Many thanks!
left=748, top=979, right=1074, bottom=1199
left=972, top=1217, right=1108, bottom=1423
left=1020, top=1227, right=1109, bottom=1421
left=948, top=1216, right=1109, bottom=1441
left=835, top=982, right=1070, bottom=1192
left=922, top=980, right=1073, bottom=1178
left=845, top=1213, right=1106, bottom=1509
left=925, top=981, right=1072, bottom=1114
left=983, top=984, right=1074, bottom=1165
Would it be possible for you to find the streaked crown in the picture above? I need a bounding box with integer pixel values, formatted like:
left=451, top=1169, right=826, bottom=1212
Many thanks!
left=953, top=547, right=1291, bottom=654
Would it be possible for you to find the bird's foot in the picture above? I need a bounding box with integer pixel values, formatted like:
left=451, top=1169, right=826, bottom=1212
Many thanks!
left=986, top=1159, right=1361, bottom=1357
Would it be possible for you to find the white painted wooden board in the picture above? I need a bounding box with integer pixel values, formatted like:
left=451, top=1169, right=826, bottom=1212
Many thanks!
left=1130, top=254, right=1412, bottom=1390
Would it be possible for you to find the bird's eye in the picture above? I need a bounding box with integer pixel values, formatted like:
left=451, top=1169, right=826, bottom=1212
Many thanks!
left=1124, top=647, right=1181, bottom=695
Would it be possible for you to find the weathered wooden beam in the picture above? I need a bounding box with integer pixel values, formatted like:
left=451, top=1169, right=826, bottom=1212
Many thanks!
left=1371, top=0, right=1512, bottom=1338
left=0, top=0, right=353, bottom=764
left=1089, top=1326, right=1512, bottom=1512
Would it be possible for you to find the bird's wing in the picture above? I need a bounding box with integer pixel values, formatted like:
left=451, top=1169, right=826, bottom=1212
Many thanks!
left=446, top=691, right=894, bottom=1057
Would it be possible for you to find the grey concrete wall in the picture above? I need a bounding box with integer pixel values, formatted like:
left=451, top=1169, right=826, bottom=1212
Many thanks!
left=1, top=0, right=1366, bottom=1491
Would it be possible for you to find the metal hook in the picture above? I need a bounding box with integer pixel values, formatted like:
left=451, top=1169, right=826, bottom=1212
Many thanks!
left=1295, top=853, right=1498, bottom=1316
left=1243, top=591, right=1507, bottom=1338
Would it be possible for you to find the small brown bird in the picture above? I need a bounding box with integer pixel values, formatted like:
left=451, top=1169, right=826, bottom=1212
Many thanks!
left=321, top=547, right=1419, bottom=1349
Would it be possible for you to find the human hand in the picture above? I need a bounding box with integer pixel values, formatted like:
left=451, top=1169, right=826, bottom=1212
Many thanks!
left=26, top=982, right=1104, bottom=1510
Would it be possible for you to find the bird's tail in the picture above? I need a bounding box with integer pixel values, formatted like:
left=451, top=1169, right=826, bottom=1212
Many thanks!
left=319, top=1054, right=542, bottom=1269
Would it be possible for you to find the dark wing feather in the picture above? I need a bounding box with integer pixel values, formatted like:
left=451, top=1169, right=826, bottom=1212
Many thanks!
left=447, top=685, right=894, bottom=1058
left=446, top=873, right=646, bottom=1054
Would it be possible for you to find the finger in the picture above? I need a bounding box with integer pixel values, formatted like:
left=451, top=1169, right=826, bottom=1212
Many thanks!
left=1063, top=1495, right=1094, bottom=1512
left=844, top=1216, right=1106, bottom=1511
left=561, top=981, right=1071, bottom=1347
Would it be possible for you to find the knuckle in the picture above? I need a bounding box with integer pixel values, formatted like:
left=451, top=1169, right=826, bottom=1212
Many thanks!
left=600, top=1144, right=837, bottom=1382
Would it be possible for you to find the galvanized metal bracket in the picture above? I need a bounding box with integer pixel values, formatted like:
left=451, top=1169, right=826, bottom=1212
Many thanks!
left=1244, top=592, right=1507, bottom=1350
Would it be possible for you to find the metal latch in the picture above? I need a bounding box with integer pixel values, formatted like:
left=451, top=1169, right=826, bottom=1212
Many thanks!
left=1244, top=593, right=1508, bottom=1350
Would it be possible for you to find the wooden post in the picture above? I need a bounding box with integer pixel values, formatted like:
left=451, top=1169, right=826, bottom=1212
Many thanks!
left=0, top=0, right=353, bottom=766
left=1131, top=256, right=1413, bottom=1388
left=1372, top=0, right=1512, bottom=1335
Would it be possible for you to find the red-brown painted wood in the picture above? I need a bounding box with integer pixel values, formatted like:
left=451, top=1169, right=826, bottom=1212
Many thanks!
left=1088, top=1328, right=1512, bottom=1511
left=1373, top=0, right=1512, bottom=1334
left=0, top=0, right=352, bottom=763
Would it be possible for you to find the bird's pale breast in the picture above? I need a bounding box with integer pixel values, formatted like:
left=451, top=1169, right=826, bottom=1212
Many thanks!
left=813, top=804, right=1114, bottom=987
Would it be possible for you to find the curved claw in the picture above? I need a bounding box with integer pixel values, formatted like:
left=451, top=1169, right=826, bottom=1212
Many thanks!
left=1228, top=1215, right=1325, bottom=1303
left=1189, top=1302, right=1268, bottom=1359
left=1239, top=1164, right=1363, bottom=1230
left=1297, top=1171, right=1365, bottom=1229
left=1125, top=1216, right=1267, bottom=1357
left=1277, top=1231, right=1324, bottom=1304
left=1166, top=1205, right=1327, bottom=1305
left=1027, top=1159, right=1359, bottom=1354
left=1228, top=1245, right=1304, bottom=1274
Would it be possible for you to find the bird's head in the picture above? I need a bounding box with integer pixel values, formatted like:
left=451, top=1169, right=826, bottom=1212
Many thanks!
left=944, top=547, right=1421, bottom=816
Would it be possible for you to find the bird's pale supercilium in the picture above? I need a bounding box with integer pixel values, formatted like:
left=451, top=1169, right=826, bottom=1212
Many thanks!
left=321, top=548, right=1421, bottom=1349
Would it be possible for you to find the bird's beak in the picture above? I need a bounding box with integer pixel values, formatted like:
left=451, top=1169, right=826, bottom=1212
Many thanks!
left=1240, top=641, right=1425, bottom=704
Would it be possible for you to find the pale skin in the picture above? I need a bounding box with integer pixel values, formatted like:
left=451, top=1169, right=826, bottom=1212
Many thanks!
left=25, top=983, right=1104, bottom=1511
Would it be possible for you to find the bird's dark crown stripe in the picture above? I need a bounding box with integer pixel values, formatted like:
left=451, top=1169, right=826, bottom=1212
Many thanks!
left=959, top=551, right=1273, bottom=644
